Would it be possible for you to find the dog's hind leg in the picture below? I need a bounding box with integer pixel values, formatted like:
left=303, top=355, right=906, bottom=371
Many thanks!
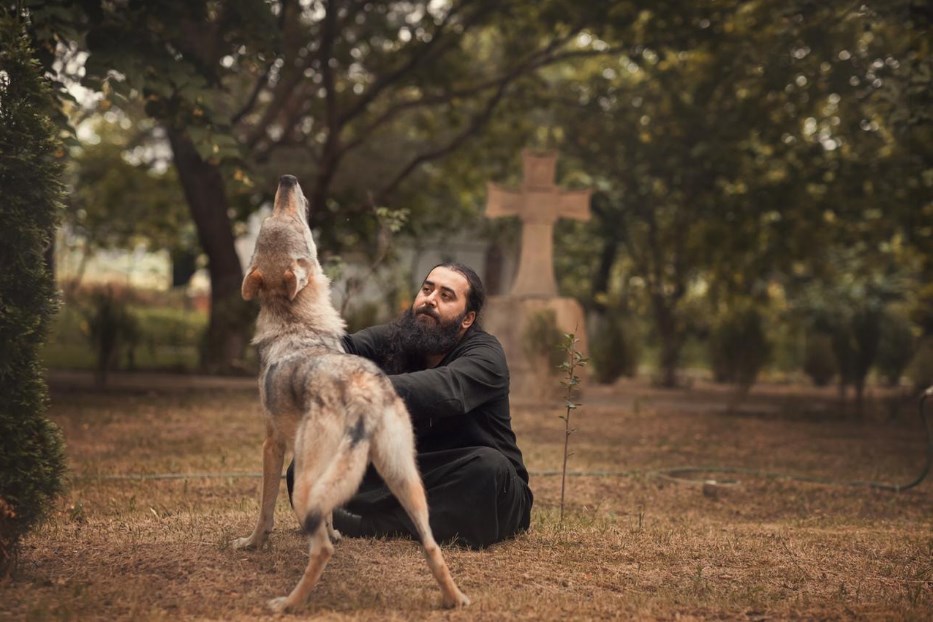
left=267, top=517, right=333, bottom=614
left=234, top=423, right=285, bottom=550
left=370, top=404, right=470, bottom=609
left=268, top=430, right=370, bottom=613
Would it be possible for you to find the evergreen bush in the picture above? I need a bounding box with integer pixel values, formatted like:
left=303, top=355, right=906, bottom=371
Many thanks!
left=82, top=286, right=141, bottom=384
left=827, top=305, right=882, bottom=407
left=0, top=18, right=67, bottom=576
left=876, top=312, right=915, bottom=387
left=803, top=332, right=837, bottom=387
left=521, top=309, right=565, bottom=374
left=906, top=337, right=933, bottom=393
left=708, top=306, right=771, bottom=391
left=589, top=312, right=640, bottom=384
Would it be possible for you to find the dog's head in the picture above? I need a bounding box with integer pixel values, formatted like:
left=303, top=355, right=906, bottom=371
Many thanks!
left=242, top=175, right=321, bottom=302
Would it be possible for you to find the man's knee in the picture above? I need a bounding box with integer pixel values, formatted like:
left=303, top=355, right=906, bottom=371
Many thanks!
left=463, top=447, right=512, bottom=485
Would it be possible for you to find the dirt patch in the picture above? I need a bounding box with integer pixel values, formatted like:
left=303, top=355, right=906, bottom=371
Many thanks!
left=1, top=375, right=930, bottom=620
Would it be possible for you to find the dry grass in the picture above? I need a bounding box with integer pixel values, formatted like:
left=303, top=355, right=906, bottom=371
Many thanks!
left=1, top=374, right=931, bottom=621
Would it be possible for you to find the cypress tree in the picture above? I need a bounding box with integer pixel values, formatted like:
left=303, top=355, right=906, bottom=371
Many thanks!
left=0, top=14, right=67, bottom=577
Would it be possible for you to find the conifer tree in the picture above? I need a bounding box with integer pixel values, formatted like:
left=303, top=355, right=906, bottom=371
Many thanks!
left=0, top=13, right=67, bottom=577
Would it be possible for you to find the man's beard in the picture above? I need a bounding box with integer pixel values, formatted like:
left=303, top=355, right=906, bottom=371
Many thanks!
left=396, top=306, right=466, bottom=356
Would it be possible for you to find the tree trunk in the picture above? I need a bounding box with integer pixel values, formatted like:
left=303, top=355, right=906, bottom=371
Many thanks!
left=590, top=236, right=618, bottom=313
left=653, top=300, right=683, bottom=388
left=854, top=378, right=865, bottom=417
left=166, top=128, right=253, bottom=374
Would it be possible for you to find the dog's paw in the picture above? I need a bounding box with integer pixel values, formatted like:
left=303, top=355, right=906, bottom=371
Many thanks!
left=329, top=527, right=342, bottom=543
left=267, top=596, right=291, bottom=614
left=232, top=535, right=263, bottom=550
left=442, top=589, right=471, bottom=609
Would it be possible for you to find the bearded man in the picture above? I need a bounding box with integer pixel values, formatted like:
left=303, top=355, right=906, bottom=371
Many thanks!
left=286, top=262, right=533, bottom=549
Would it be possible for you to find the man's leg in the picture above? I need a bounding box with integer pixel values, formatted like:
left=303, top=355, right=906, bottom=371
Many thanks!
left=343, top=446, right=532, bottom=549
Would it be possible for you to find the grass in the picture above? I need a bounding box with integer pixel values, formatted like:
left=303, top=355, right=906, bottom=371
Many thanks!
left=1, top=376, right=931, bottom=620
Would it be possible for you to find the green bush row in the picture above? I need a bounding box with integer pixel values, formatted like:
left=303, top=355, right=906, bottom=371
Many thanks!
left=42, top=290, right=207, bottom=375
left=582, top=306, right=928, bottom=391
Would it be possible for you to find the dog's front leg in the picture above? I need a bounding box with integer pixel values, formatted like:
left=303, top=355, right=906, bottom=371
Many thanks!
left=233, top=432, right=285, bottom=550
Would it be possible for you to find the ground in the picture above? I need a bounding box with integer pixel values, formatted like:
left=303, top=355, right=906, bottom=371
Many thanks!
left=1, top=373, right=931, bottom=621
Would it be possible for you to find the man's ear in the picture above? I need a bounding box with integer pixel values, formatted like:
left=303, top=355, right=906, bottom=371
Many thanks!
left=461, top=310, right=476, bottom=331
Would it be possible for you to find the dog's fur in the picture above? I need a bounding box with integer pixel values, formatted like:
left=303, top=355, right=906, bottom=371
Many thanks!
left=232, top=176, right=469, bottom=612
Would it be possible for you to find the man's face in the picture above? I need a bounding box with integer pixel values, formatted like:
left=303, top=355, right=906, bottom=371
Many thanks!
left=397, top=266, right=477, bottom=356
left=412, top=266, right=474, bottom=332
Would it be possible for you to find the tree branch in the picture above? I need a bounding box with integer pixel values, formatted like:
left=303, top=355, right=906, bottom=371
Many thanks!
left=230, top=0, right=297, bottom=130
left=242, top=0, right=314, bottom=150
left=335, top=0, right=473, bottom=128
left=338, top=34, right=616, bottom=156
left=373, top=78, right=510, bottom=204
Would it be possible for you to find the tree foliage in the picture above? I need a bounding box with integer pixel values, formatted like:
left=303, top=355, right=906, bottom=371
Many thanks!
left=65, top=122, right=189, bottom=254
left=24, top=0, right=630, bottom=370
left=18, top=0, right=930, bottom=384
left=542, top=0, right=929, bottom=386
left=0, top=14, right=67, bottom=576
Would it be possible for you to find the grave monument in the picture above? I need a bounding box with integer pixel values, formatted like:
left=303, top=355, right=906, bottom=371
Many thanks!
left=482, top=150, right=591, bottom=399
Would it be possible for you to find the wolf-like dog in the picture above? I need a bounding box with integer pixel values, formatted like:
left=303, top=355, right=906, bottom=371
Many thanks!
left=233, top=175, right=470, bottom=613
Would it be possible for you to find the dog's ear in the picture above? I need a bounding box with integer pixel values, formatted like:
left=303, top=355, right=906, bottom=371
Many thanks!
left=242, top=267, right=263, bottom=301
left=283, top=259, right=311, bottom=301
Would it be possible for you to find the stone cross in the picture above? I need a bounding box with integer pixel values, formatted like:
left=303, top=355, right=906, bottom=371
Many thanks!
left=485, top=150, right=591, bottom=297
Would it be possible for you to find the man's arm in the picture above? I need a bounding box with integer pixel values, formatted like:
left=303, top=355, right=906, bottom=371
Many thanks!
left=344, top=328, right=508, bottom=422
left=342, top=324, right=392, bottom=360
left=388, top=335, right=508, bottom=421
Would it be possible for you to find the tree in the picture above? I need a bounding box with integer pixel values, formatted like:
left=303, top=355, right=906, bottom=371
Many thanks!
left=25, top=0, right=626, bottom=372
left=547, top=3, right=776, bottom=385
left=63, top=118, right=192, bottom=290
left=541, top=0, right=926, bottom=386
left=0, top=13, right=67, bottom=576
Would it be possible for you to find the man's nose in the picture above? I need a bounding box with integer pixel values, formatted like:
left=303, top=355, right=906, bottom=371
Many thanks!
left=423, top=291, right=438, bottom=306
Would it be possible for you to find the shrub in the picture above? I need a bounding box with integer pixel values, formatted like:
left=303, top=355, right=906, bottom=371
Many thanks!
left=876, top=312, right=916, bottom=387
left=82, top=286, right=141, bottom=384
left=803, top=333, right=837, bottom=387
left=847, top=306, right=883, bottom=398
left=826, top=305, right=882, bottom=407
left=521, top=309, right=565, bottom=375
left=589, top=312, right=640, bottom=384
left=708, top=307, right=771, bottom=391
left=906, top=337, right=933, bottom=393
left=0, top=20, right=67, bottom=576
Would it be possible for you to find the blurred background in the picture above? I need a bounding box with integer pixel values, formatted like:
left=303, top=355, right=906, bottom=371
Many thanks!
left=14, top=0, right=931, bottom=398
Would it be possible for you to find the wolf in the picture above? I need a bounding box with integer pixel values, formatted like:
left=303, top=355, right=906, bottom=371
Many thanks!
left=232, top=175, right=470, bottom=613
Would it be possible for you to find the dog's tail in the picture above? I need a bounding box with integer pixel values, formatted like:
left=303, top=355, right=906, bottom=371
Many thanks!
left=292, top=416, right=371, bottom=535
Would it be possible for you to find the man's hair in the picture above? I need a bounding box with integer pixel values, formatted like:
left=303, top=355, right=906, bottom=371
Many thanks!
left=431, top=262, right=486, bottom=323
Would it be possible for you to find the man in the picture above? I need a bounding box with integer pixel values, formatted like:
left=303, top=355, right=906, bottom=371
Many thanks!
left=286, top=262, right=533, bottom=549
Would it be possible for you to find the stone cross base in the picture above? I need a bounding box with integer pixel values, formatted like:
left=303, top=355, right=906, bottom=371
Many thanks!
left=483, top=295, right=588, bottom=402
